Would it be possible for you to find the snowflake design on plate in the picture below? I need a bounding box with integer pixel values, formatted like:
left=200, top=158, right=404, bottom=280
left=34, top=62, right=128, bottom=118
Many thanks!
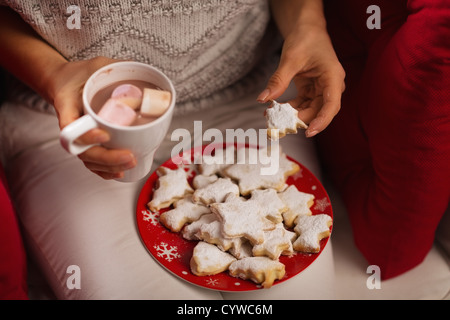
left=206, top=278, right=219, bottom=286
left=153, top=242, right=181, bottom=262
left=314, top=197, right=331, bottom=212
left=289, top=167, right=303, bottom=181
left=142, top=209, right=160, bottom=226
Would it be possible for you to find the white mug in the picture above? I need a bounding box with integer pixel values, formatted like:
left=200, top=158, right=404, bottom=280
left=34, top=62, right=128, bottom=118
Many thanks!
left=60, top=61, right=176, bottom=182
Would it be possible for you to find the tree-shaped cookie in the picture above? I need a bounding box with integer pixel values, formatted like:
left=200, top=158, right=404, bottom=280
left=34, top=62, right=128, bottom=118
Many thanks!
left=228, top=256, right=286, bottom=288
left=190, top=241, right=236, bottom=276
left=293, top=214, right=333, bottom=253
left=159, top=195, right=211, bottom=232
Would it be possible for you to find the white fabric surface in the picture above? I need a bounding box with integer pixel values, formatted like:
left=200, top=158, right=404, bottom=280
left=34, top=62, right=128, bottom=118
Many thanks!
left=327, top=181, right=450, bottom=300
left=0, top=87, right=336, bottom=300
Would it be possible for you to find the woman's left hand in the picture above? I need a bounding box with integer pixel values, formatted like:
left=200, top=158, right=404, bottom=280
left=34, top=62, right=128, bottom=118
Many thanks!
left=258, top=22, right=345, bottom=138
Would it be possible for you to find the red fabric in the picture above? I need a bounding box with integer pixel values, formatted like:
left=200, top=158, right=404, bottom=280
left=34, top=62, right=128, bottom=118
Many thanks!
left=0, top=164, right=28, bottom=299
left=319, top=0, right=450, bottom=279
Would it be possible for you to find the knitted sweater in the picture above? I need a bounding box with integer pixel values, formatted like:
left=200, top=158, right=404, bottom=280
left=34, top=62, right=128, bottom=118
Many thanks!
left=1, top=0, right=280, bottom=114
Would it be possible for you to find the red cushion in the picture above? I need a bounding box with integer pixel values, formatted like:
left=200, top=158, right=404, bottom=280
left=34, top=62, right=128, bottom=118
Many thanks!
left=319, top=0, right=450, bottom=279
left=0, top=164, right=28, bottom=299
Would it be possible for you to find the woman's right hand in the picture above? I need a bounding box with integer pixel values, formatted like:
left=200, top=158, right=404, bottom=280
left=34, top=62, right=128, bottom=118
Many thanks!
left=48, top=57, right=137, bottom=180
left=0, top=8, right=136, bottom=179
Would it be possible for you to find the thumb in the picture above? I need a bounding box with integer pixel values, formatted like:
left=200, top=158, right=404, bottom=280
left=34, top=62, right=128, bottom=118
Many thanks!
left=53, top=89, right=83, bottom=130
left=56, top=92, right=110, bottom=145
left=257, top=62, right=294, bottom=103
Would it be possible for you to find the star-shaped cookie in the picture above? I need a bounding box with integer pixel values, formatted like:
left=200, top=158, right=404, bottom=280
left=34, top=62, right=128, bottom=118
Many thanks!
left=147, top=167, right=194, bottom=211
left=210, top=193, right=276, bottom=245
left=249, top=188, right=287, bottom=223
left=252, top=223, right=297, bottom=260
left=278, top=185, right=315, bottom=228
left=192, top=177, right=240, bottom=205
left=265, top=100, right=308, bottom=140
left=223, top=151, right=299, bottom=196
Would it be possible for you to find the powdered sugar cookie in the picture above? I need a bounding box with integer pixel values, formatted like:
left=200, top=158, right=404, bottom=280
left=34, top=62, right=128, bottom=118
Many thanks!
left=198, top=145, right=236, bottom=176
left=192, top=177, right=239, bottom=205
left=210, top=193, right=276, bottom=245
left=229, top=240, right=253, bottom=260
left=182, top=213, right=218, bottom=241
left=228, top=256, right=286, bottom=288
left=265, top=100, right=308, bottom=140
left=293, top=214, right=332, bottom=253
left=249, top=188, right=287, bottom=223
left=159, top=195, right=211, bottom=232
left=252, top=223, right=297, bottom=260
left=278, top=185, right=315, bottom=228
left=148, top=167, right=194, bottom=211
left=192, top=174, right=218, bottom=189
left=196, top=219, right=243, bottom=252
left=223, top=151, right=299, bottom=196
left=190, top=241, right=236, bottom=276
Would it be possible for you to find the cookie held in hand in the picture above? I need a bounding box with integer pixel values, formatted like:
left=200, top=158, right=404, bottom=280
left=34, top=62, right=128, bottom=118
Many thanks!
left=265, top=100, right=308, bottom=140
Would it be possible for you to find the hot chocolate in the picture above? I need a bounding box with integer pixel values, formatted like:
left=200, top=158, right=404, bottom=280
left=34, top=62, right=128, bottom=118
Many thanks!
left=91, top=80, right=168, bottom=126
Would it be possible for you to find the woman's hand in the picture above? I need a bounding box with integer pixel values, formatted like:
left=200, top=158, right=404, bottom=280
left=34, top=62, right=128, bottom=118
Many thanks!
left=49, top=57, right=137, bottom=179
left=259, top=0, right=345, bottom=138
left=0, top=7, right=136, bottom=180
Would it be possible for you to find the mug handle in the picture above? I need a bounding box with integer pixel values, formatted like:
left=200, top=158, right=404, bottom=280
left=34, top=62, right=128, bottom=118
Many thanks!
left=60, top=115, right=99, bottom=155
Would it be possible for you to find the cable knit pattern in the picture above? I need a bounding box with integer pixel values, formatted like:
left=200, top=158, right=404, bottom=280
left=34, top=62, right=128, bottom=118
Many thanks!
left=1, top=0, right=280, bottom=114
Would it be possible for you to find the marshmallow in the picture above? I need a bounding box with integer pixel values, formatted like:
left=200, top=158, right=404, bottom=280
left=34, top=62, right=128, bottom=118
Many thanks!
left=140, top=88, right=171, bottom=117
left=97, top=98, right=137, bottom=126
left=111, top=84, right=143, bottom=110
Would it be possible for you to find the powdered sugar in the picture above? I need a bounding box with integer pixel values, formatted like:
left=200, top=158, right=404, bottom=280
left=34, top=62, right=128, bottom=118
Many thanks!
left=265, top=100, right=308, bottom=140
left=293, top=214, right=333, bottom=253
left=148, top=167, right=194, bottom=211
left=190, top=241, right=236, bottom=276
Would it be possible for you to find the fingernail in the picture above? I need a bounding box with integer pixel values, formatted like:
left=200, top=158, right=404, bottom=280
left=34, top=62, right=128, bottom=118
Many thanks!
left=305, top=129, right=318, bottom=138
left=257, top=89, right=270, bottom=102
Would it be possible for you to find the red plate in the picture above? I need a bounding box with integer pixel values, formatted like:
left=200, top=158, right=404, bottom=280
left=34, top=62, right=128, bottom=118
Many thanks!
left=136, top=144, right=333, bottom=291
